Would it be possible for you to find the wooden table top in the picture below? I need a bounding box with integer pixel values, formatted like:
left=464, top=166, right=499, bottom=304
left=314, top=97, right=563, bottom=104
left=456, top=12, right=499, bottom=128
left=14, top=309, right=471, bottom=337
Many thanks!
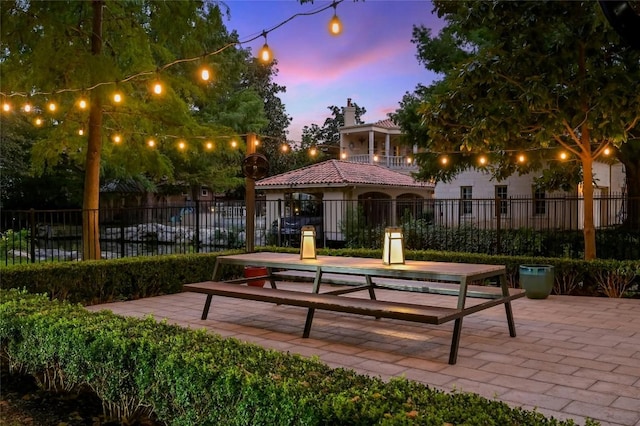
left=216, top=252, right=505, bottom=283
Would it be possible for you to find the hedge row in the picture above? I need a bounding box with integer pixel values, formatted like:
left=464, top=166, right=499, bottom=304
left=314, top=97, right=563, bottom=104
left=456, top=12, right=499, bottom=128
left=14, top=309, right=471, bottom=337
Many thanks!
left=1, top=247, right=638, bottom=305
left=0, top=289, right=598, bottom=425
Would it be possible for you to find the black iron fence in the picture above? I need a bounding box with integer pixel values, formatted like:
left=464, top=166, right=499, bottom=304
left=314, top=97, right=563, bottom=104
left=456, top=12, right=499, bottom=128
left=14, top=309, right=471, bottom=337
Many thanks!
left=2, top=195, right=638, bottom=265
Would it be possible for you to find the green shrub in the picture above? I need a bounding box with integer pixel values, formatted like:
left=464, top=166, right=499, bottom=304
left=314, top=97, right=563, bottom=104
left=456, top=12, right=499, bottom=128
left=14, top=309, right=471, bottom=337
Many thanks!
left=0, top=289, right=599, bottom=425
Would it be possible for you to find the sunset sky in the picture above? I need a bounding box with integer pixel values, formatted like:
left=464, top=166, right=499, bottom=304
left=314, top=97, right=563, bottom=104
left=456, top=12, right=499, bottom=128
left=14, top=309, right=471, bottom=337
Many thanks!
left=225, top=0, right=444, bottom=141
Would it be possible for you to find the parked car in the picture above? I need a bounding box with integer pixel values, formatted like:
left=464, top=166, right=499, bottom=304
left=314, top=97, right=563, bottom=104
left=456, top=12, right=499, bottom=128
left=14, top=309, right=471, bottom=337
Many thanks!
left=272, top=216, right=323, bottom=247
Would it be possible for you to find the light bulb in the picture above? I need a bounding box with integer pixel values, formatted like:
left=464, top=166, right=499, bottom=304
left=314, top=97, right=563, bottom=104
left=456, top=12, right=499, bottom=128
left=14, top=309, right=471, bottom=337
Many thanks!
left=310, top=147, right=317, bottom=156
left=478, top=156, right=487, bottom=165
left=259, top=42, right=272, bottom=63
left=78, top=99, right=88, bottom=109
left=373, top=154, right=379, bottom=162
left=23, top=103, right=32, bottom=113
left=518, top=154, right=526, bottom=163
left=341, top=152, right=347, bottom=159
left=205, top=141, right=213, bottom=150
left=153, top=82, right=163, bottom=95
left=603, top=147, right=611, bottom=156
left=47, top=102, right=56, bottom=112
left=113, top=92, right=123, bottom=103
left=2, top=102, right=10, bottom=112
left=281, top=144, right=289, bottom=153
left=147, top=139, right=155, bottom=147
left=560, top=152, right=568, bottom=160
left=34, top=117, right=43, bottom=126
left=178, top=141, right=186, bottom=150
left=113, top=134, right=122, bottom=143
left=78, top=129, right=84, bottom=136
left=329, top=14, right=342, bottom=35
left=200, top=68, right=210, bottom=81
left=440, top=156, right=448, bottom=165
left=231, top=140, right=237, bottom=148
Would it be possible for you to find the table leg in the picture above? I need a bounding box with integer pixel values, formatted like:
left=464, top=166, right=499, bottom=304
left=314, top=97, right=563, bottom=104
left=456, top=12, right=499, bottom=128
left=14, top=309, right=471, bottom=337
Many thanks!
left=267, top=267, right=278, bottom=289
left=303, top=268, right=323, bottom=338
left=201, top=294, right=213, bottom=320
left=449, top=317, right=463, bottom=365
left=499, top=273, right=517, bottom=337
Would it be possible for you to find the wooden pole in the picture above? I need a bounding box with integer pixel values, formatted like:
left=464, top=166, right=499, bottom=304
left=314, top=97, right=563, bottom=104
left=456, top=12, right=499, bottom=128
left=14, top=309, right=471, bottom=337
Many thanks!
left=245, top=132, right=256, bottom=253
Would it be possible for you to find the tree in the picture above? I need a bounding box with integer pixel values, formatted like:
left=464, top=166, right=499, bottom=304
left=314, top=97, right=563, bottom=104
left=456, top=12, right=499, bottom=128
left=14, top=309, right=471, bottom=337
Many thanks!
left=1, top=1, right=266, bottom=259
left=394, top=0, right=640, bottom=259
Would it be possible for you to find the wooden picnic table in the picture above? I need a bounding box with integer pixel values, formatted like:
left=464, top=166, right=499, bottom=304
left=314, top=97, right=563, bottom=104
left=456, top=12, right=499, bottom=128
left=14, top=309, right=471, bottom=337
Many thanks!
left=185, top=252, right=525, bottom=364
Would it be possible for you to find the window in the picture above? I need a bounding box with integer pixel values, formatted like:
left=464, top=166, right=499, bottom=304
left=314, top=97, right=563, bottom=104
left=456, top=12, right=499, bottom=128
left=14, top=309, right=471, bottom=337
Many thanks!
left=460, top=186, right=473, bottom=215
left=495, top=185, right=508, bottom=215
left=201, top=186, right=209, bottom=197
left=533, top=187, right=546, bottom=215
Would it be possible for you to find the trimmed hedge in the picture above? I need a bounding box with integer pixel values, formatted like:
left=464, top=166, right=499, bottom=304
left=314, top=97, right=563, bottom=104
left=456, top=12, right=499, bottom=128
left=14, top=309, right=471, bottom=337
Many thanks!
left=1, top=248, right=638, bottom=304
left=0, top=289, right=599, bottom=425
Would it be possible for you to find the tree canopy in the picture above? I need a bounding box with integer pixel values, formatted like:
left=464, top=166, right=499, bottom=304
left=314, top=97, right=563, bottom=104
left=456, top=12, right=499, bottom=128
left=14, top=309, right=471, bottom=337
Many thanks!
left=0, top=1, right=280, bottom=258
left=392, top=0, right=640, bottom=259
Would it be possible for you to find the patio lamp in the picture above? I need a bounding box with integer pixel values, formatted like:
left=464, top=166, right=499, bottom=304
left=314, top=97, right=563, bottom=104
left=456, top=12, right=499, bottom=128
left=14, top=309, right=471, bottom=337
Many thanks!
left=382, top=227, right=405, bottom=265
left=300, top=225, right=317, bottom=259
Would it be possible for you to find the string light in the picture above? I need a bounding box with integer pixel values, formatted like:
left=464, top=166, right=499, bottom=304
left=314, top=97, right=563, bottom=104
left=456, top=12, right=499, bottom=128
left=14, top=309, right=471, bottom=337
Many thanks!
left=205, top=141, right=214, bottom=150
left=34, top=117, right=43, bottom=126
left=517, top=153, right=526, bottom=163
left=559, top=151, right=568, bottom=160
left=478, top=155, right=487, bottom=166
left=231, top=140, right=238, bottom=148
left=23, top=103, right=32, bottom=113
left=328, top=1, right=342, bottom=35
left=259, top=32, right=273, bottom=64
left=152, top=81, right=163, bottom=95
left=113, top=92, right=123, bottom=104
left=78, top=128, right=84, bottom=136
left=281, top=143, right=289, bottom=153
left=147, top=138, right=156, bottom=148
left=309, top=147, right=317, bottom=156
left=440, top=156, right=449, bottom=165
left=178, top=140, right=187, bottom=150
left=603, top=147, right=611, bottom=156
left=112, top=133, right=122, bottom=143
left=199, top=66, right=211, bottom=82
left=2, top=102, right=10, bottom=112
left=47, top=101, right=57, bottom=112
left=78, top=98, right=88, bottom=109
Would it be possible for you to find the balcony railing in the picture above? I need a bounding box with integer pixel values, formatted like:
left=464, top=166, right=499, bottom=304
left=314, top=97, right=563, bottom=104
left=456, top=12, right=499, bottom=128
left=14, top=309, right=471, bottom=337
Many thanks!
left=346, top=154, right=417, bottom=169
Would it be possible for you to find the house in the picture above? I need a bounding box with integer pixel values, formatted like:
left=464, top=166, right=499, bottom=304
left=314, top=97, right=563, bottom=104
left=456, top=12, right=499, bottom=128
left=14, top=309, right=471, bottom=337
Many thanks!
left=336, top=98, right=627, bottom=231
left=255, top=159, right=434, bottom=247
left=339, top=98, right=418, bottom=175
left=432, top=162, right=627, bottom=230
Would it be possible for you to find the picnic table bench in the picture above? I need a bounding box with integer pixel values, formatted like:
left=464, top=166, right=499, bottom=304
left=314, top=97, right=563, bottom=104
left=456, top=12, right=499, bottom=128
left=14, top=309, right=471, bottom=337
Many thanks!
left=183, top=252, right=525, bottom=364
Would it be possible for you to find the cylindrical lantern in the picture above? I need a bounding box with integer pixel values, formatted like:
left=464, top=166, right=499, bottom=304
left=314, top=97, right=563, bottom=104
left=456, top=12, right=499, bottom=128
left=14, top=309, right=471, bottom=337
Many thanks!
left=300, top=225, right=317, bottom=259
left=382, top=227, right=405, bottom=265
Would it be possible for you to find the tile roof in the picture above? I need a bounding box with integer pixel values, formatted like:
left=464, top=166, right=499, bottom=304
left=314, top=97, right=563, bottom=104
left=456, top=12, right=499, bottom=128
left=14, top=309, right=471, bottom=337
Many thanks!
left=256, top=160, right=433, bottom=189
left=374, top=118, right=398, bottom=129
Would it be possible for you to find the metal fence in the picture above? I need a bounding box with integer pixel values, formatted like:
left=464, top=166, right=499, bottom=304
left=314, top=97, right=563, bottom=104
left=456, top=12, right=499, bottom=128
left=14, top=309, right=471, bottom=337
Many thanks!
left=2, top=195, right=638, bottom=265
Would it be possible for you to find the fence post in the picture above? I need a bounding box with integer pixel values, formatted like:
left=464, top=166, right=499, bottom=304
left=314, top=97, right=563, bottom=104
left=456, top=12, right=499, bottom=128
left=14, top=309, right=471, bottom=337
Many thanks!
left=29, top=208, right=36, bottom=263
left=495, top=197, right=501, bottom=254
left=194, top=201, right=200, bottom=253
left=120, top=209, right=125, bottom=259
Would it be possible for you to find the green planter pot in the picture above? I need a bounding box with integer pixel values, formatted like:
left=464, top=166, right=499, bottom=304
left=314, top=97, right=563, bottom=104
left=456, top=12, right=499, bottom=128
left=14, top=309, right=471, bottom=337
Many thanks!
left=519, top=264, right=554, bottom=299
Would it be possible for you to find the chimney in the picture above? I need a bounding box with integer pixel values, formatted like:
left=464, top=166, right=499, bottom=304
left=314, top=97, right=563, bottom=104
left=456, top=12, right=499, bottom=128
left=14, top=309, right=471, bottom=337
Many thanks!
left=343, top=98, right=356, bottom=127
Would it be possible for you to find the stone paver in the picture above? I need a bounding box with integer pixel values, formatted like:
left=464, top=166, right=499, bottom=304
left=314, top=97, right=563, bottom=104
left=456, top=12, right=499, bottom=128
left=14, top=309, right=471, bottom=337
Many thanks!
left=87, top=283, right=640, bottom=426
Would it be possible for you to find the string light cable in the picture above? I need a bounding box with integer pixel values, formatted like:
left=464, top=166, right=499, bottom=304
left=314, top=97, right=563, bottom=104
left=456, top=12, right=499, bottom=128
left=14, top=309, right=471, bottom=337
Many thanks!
left=0, top=0, right=345, bottom=99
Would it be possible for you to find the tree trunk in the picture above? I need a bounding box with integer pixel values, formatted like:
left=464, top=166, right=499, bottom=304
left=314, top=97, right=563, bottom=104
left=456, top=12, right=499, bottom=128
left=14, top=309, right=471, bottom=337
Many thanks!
left=581, top=154, right=596, bottom=260
left=82, top=0, right=104, bottom=260
left=618, top=140, right=640, bottom=229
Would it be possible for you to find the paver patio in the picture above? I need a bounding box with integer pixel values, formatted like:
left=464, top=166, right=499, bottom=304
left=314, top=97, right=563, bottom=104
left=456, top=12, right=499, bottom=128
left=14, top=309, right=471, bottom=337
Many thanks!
left=87, top=281, right=640, bottom=426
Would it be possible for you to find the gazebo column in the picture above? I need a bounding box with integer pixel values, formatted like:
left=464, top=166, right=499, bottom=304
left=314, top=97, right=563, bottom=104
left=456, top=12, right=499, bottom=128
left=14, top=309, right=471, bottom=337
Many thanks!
left=368, top=130, right=375, bottom=164
left=385, top=134, right=391, bottom=167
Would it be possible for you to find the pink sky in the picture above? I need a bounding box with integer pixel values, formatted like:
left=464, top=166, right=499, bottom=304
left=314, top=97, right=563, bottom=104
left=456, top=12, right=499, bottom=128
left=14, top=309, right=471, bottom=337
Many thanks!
left=225, top=0, right=443, bottom=141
